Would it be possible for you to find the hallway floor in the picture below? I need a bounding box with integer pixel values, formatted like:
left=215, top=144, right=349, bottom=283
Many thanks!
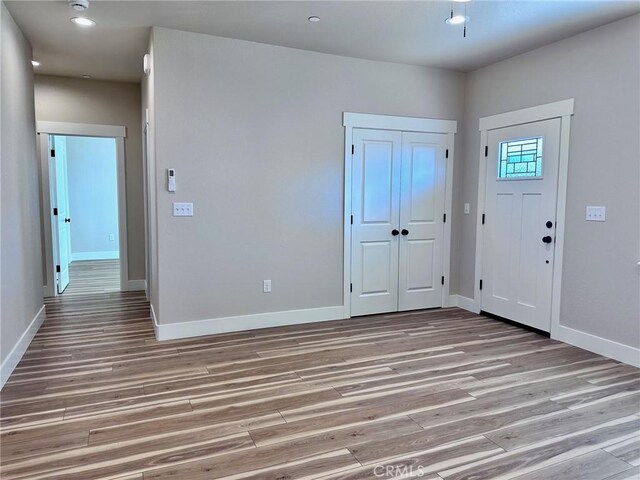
left=63, top=259, right=120, bottom=296
left=0, top=293, right=639, bottom=479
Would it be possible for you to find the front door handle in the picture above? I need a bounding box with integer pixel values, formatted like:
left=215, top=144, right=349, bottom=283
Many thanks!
left=401, top=229, right=409, bottom=236
left=542, top=235, right=552, bottom=244
left=391, top=229, right=399, bottom=236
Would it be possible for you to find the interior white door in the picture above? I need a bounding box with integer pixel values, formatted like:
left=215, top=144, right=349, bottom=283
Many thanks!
left=351, top=128, right=402, bottom=316
left=481, top=118, right=561, bottom=331
left=398, top=132, right=447, bottom=311
left=50, top=135, right=71, bottom=293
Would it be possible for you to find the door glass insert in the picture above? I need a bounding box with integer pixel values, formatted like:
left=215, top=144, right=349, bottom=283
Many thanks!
left=498, top=137, right=543, bottom=179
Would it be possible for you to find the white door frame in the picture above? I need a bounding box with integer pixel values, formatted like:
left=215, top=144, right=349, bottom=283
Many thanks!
left=37, top=121, right=129, bottom=296
left=473, top=99, right=574, bottom=337
left=343, top=112, right=457, bottom=318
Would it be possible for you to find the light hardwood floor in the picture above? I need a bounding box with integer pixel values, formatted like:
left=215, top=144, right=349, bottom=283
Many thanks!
left=63, top=260, right=120, bottom=296
left=0, top=292, right=639, bottom=479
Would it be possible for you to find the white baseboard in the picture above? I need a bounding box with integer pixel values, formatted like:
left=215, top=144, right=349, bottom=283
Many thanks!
left=127, top=279, right=147, bottom=291
left=153, top=305, right=346, bottom=341
left=71, top=251, right=119, bottom=262
left=150, top=303, right=160, bottom=339
left=1, top=305, right=46, bottom=389
left=553, top=324, right=640, bottom=368
left=449, top=294, right=480, bottom=314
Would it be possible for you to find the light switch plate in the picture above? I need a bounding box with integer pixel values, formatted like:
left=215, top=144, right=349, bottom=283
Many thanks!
left=464, top=203, right=470, bottom=215
left=586, top=206, right=606, bottom=222
left=173, top=202, right=193, bottom=217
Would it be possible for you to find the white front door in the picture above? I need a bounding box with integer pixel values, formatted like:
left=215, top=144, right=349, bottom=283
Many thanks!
left=351, top=129, right=402, bottom=316
left=398, top=132, right=447, bottom=311
left=351, top=129, right=447, bottom=317
left=481, top=118, right=561, bottom=331
left=50, top=135, right=71, bottom=293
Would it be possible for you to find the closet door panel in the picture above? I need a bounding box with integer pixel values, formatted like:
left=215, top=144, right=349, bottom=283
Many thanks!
left=398, top=132, right=447, bottom=311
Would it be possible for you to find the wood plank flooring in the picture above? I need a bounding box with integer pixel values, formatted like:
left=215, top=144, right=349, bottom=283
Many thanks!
left=1, top=292, right=639, bottom=479
left=63, top=260, right=120, bottom=296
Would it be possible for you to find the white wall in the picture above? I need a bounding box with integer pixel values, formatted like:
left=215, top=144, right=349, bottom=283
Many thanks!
left=34, top=75, right=145, bottom=281
left=150, top=27, right=465, bottom=327
left=0, top=3, right=44, bottom=385
left=455, top=15, right=640, bottom=352
left=142, top=31, right=159, bottom=320
left=65, top=136, right=119, bottom=260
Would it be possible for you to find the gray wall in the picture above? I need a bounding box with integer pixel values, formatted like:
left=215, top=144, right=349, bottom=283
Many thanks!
left=66, top=136, right=119, bottom=259
left=0, top=3, right=44, bottom=365
left=455, top=15, right=640, bottom=347
left=151, top=27, right=465, bottom=325
left=34, top=75, right=145, bottom=281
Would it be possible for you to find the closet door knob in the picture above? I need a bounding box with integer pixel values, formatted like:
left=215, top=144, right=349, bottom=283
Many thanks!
left=542, top=235, right=553, bottom=244
left=391, top=229, right=400, bottom=236
left=401, top=229, right=409, bottom=236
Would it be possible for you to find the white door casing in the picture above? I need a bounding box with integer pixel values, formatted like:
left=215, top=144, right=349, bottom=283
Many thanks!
left=50, top=136, right=72, bottom=293
left=481, top=117, right=561, bottom=332
left=398, top=132, right=447, bottom=311
left=37, top=122, right=129, bottom=296
left=350, top=129, right=402, bottom=316
left=343, top=113, right=456, bottom=318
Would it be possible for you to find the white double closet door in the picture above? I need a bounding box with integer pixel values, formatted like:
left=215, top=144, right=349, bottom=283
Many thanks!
left=351, top=128, right=447, bottom=317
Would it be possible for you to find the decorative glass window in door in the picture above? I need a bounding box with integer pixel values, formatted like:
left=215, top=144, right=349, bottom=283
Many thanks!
left=498, top=137, right=543, bottom=179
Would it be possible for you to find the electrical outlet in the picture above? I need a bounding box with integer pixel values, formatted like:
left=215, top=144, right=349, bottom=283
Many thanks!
left=263, top=280, right=272, bottom=293
left=109, top=233, right=115, bottom=241
left=173, top=202, right=193, bottom=217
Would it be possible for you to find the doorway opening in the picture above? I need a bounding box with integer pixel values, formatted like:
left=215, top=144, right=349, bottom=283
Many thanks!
left=38, top=121, right=129, bottom=297
left=49, top=135, right=120, bottom=295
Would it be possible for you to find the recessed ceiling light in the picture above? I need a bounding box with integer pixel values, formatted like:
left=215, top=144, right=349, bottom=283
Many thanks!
left=452, top=0, right=472, bottom=2
left=82, top=75, right=92, bottom=79
left=308, top=16, right=320, bottom=23
left=71, top=17, right=96, bottom=27
left=445, top=15, right=469, bottom=26
left=31, top=60, right=41, bottom=67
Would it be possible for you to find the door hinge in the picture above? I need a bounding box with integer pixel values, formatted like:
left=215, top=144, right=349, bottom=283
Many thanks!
left=482, top=213, right=485, bottom=225
left=350, top=283, right=353, bottom=293
left=351, top=144, right=355, bottom=155
left=479, top=279, right=483, bottom=290
left=350, top=215, right=353, bottom=225
left=443, top=213, right=447, bottom=223
left=484, top=146, right=488, bottom=157
left=445, top=149, right=449, bottom=159
left=53, top=207, right=58, bottom=216
left=441, top=276, right=445, bottom=285
left=51, top=149, right=56, bottom=157
left=56, top=265, right=61, bottom=273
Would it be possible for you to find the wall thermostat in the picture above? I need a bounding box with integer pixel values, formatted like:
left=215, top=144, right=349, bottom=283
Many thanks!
left=167, top=168, right=176, bottom=192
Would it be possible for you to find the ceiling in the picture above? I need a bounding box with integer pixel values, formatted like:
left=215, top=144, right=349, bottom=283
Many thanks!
left=6, top=0, right=640, bottom=83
